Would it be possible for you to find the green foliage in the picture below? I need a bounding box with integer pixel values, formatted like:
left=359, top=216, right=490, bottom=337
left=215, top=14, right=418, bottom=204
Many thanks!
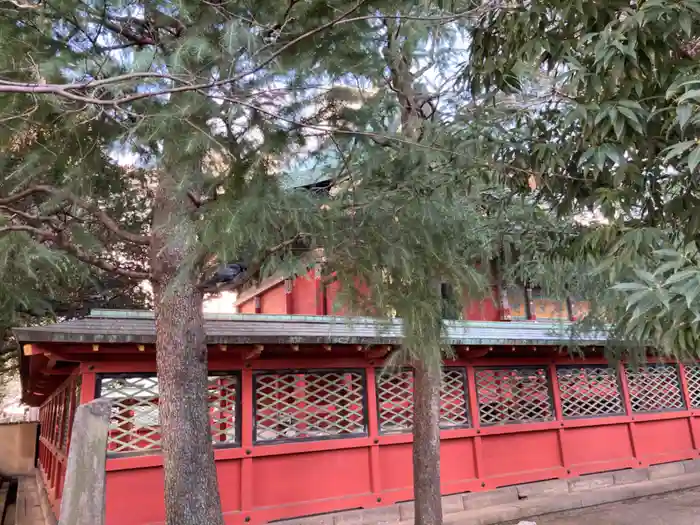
left=458, top=0, right=700, bottom=357
left=0, top=0, right=581, bottom=372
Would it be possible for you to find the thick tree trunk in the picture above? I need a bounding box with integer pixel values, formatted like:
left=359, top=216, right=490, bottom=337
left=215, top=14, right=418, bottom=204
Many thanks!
left=413, top=360, right=443, bottom=525
left=151, top=177, right=224, bottom=525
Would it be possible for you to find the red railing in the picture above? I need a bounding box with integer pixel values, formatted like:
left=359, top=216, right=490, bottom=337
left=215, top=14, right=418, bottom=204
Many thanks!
left=37, top=374, right=81, bottom=514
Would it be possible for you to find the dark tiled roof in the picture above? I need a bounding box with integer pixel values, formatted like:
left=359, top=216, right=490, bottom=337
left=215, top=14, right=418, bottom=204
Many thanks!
left=13, top=309, right=607, bottom=346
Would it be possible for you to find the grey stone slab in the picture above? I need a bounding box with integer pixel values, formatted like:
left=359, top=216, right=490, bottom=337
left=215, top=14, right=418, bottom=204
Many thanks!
left=682, top=458, right=700, bottom=474
left=397, top=503, right=413, bottom=522
left=568, top=473, right=614, bottom=492
left=331, top=510, right=363, bottom=525
left=360, top=507, right=400, bottom=524
left=648, top=461, right=685, bottom=480
left=441, top=494, right=464, bottom=514
left=516, top=479, right=569, bottom=499
left=57, top=399, right=111, bottom=525
left=462, top=487, right=519, bottom=509
left=612, top=468, right=649, bottom=485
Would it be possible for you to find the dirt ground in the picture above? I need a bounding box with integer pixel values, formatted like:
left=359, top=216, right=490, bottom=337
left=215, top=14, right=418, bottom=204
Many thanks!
left=506, top=487, right=700, bottom=524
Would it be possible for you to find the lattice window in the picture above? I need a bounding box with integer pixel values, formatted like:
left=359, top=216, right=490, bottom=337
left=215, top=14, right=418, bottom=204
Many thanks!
left=557, top=366, right=624, bottom=418
left=377, top=370, right=414, bottom=433
left=209, top=375, right=239, bottom=444
left=376, top=368, right=470, bottom=433
left=102, top=376, right=161, bottom=454
left=255, top=370, right=366, bottom=442
left=626, top=365, right=685, bottom=413
left=100, top=374, right=240, bottom=454
left=476, top=367, right=553, bottom=425
left=685, top=365, right=700, bottom=409
left=440, top=368, right=470, bottom=428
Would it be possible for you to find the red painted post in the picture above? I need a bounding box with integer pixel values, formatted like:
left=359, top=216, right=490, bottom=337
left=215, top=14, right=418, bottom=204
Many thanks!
left=525, top=284, right=536, bottom=320
left=465, top=364, right=483, bottom=482
left=240, top=367, right=254, bottom=514
left=548, top=363, right=570, bottom=473
left=365, top=366, right=382, bottom=496
left=618, top=363, right=641, bottom=465
left=285, top=279, right=294, bottom=315
left=80, top=371, right=97, bottom=405
left=67, top=377, right=77, bottom=451
left=315, top=271, right=326, bottom=315
left=677, top=363, right=699, bottom=451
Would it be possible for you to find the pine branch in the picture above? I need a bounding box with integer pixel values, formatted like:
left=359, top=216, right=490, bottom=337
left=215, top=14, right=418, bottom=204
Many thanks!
left=0, top=204, right=57, bottom=225
left=199, top=233, right=310, bottom=291
left=0, top=224, right=150, bottom=280
left=0, top=185, right=150, bottom=245
left=0, top=4, right=494, bottom=106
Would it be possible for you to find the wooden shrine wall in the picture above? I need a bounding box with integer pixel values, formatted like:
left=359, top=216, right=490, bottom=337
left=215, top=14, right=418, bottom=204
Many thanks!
left=37, top=355, right=700, bottom=525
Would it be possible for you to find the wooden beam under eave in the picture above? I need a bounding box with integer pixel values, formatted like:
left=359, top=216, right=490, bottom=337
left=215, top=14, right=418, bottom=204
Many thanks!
left=245, top=344, right=264, bottom=360
left=40, top=369, right=73, bottom=376
left=366, top=345, right=392, bottom=359
left=459, top=346, right=490, bottom=359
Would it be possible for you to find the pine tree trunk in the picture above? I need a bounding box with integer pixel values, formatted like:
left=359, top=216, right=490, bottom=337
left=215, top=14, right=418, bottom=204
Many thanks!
left=151, top=177, right=224, bottom=525
left=412, top=360, right=443, bottom=525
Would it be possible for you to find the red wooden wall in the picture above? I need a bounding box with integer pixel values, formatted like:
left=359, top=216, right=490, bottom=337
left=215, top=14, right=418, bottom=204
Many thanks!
left=37, top=353, right=700, bottom=525
left=236, top=271, right=504, bottom=321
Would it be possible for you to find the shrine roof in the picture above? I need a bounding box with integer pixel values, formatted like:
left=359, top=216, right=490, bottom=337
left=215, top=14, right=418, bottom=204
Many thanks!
left=14, top=309, right=608, bottom=347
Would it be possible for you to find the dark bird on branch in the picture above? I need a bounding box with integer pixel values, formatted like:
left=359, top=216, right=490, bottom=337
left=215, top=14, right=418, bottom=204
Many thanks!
left=202, top=262, right=248, bottom=289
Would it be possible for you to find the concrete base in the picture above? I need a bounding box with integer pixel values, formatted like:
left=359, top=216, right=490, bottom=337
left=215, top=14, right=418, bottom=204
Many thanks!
left=14, top=473, right=54, bottom=525
left=275, top=459, right=700, bottom=525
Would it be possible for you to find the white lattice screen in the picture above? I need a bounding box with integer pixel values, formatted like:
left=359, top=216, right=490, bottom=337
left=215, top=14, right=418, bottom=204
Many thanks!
left=475, top=367, right=553, bottom=425
left=100, top=374, right=239, bottom=454
left=685, top=365, right=700, bottom=408
left=626, top=365, right=685, bottom=413
left=254, top=370, right=366, bottom=442
left=557, top=366, right=624, bottom=418
left=376, top=368, right=470, bottom=433
left=376, top=370, right=413, bottom=433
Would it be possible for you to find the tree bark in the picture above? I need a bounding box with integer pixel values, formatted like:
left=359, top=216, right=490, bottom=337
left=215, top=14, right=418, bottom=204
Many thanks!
left=413, top=360, right=443, bottom=525
left=151, top=176, right=224, bottom=525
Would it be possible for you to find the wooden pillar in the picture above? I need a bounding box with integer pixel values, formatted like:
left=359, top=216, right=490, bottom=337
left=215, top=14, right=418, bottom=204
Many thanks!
left=618, top=363, right=641, bottom=465
left=365, top=366, right=382, bottom=496
left=465, top=364, right=484, bottom=484
left=240, top=367, right=254, bottom=516
left=678, top=363, right=699, bottom=450
left=285, top=279, right=294, bottom=315
left=80, top=371, right=97, bottom=405
left=549, top=363, right=570, bottom=473
left=315, top=270, right=326, bottom=316
left=524, top=284, right=535, bottom=320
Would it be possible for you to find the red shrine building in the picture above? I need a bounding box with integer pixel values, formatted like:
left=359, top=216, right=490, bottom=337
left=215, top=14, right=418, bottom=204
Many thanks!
left=15, top=270, right=700, bottom=525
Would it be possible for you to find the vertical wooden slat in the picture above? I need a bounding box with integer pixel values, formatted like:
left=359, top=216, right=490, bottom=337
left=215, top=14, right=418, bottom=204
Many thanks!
left=365, top=366, right=382, bottom=495
left=618, top=363, right=641, bottom=465
left=465, top=364, right=483, bottom=481
left=80, top=372, right=97, bottom=405
left=240, top=367, right=254, bottom=513
left=549, top=363, right=570, bottom=472
left=678, top=363, right=699, bottom=451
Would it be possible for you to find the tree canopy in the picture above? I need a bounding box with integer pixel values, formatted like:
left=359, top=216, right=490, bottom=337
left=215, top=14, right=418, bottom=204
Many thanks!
left=9, top=0, right=699, bottom=521
left=460, top=0, right=700, bottom=358
left=0, top=2, right=564, bottom=523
